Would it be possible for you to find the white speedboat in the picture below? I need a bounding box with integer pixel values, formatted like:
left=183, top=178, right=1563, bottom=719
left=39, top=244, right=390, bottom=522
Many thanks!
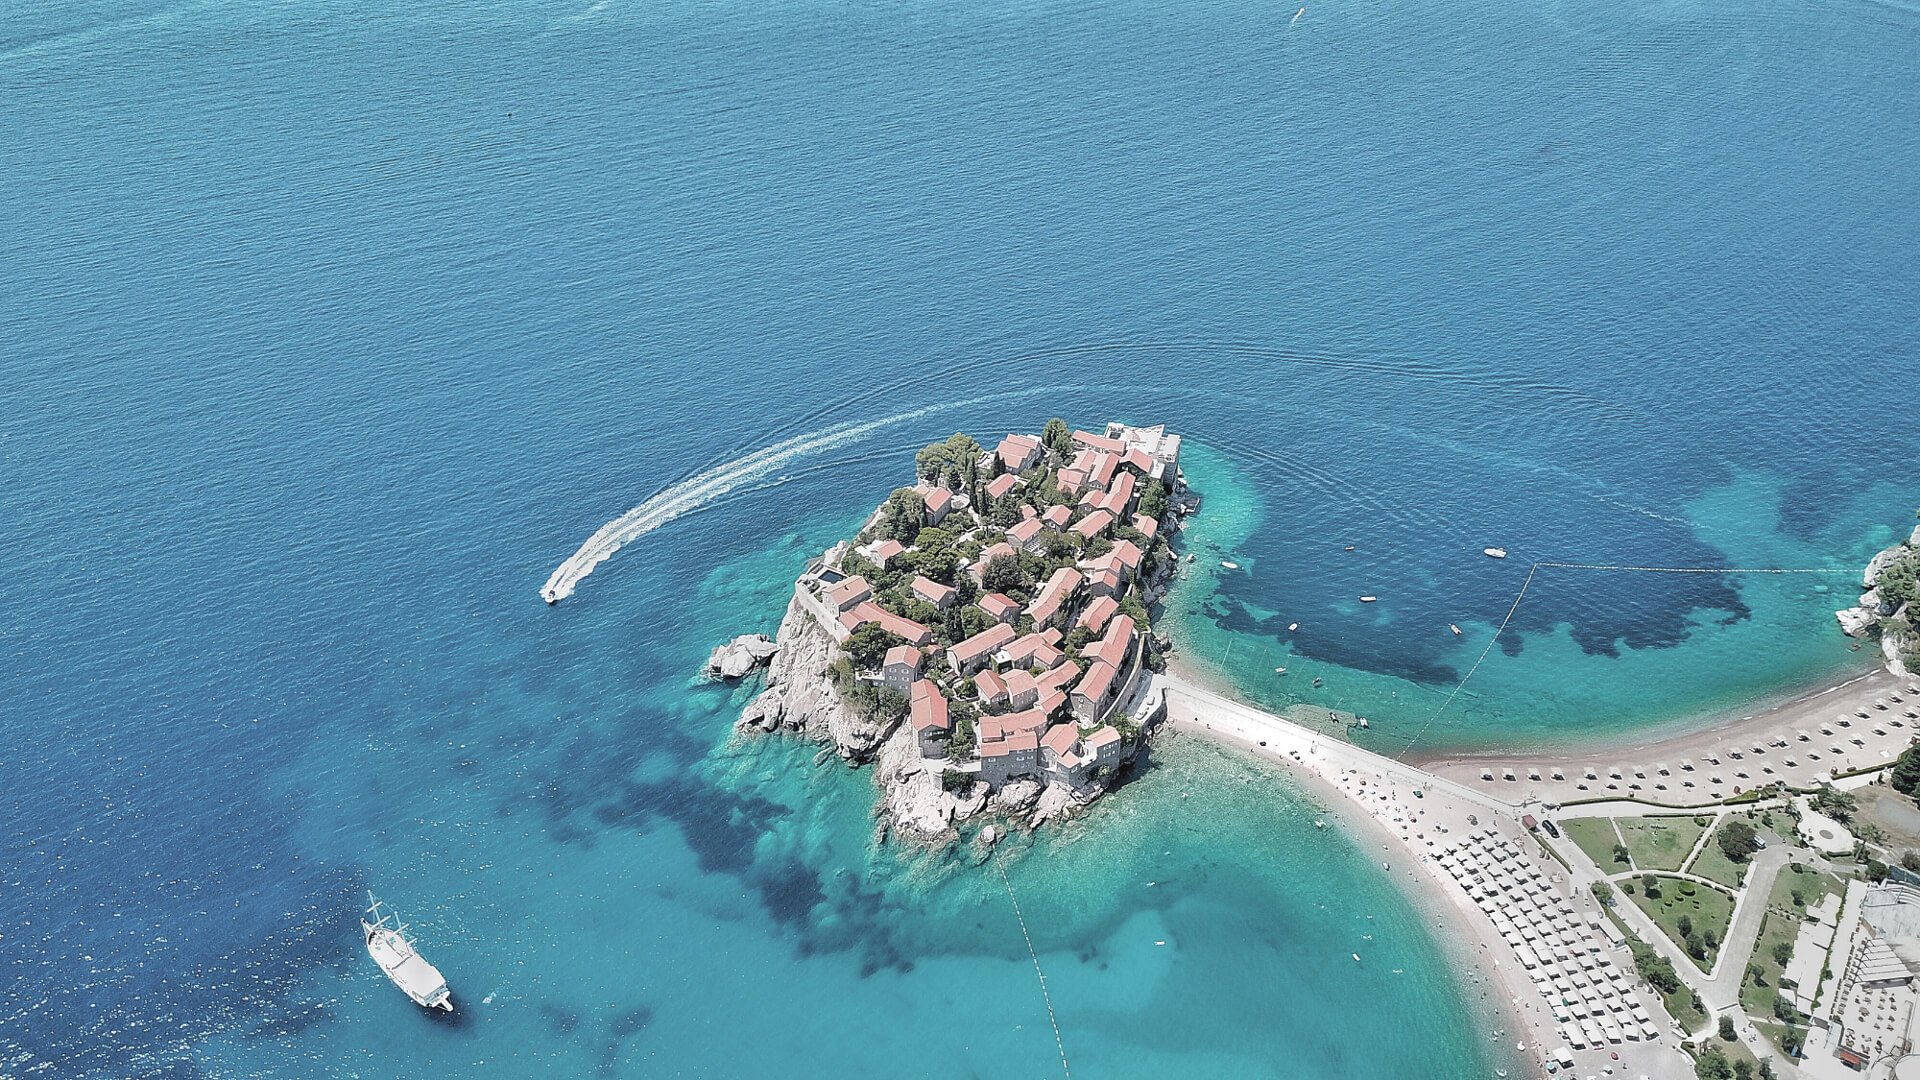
left=1359, top=595, right=1377, bottom=603
left=1449, top=624, right=1462, bottom=636
left=1483, top=547, right=1507, bottom=559
left=363, top=892, right=453, bottom=1012
left=1220, top=560, right=1240, bottom=570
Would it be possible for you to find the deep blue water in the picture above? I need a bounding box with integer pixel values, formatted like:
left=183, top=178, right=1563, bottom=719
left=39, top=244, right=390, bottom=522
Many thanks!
left=4, top=0, right=1918, bottom=1075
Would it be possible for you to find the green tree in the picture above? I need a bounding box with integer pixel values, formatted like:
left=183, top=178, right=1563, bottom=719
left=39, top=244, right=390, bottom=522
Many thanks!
left=1641, top=873, right=1661, bottom=897
left=1697, top=1048, right=1733, bottom=1080
left=1733, top=1060, right=1753, bottom=1080
left=1137, top=478, right=1169, bottom=522
left=982, top=554, right=1030, bottom=596
left=843, top=623, right=904, bottom=669
left=1891, top=748, right=1920, bottom=801
left=1041, top=417, right=1072, bottom=456
left=1717, top=1014, right=1736, bottom=1042
left=877, top=488, right=926, bottom=544
left=1612, top=843, right=1632, bottom=866
left=1678, top=914, right=1694, bottom=938
left=1718, top=819, right=1761, bottom=863
left=1591, top=881, right=1616, bottom=908
left=1812, top=785, right=1858, bottom=823
left=1772, top=941, right=1793, bottom=967
left=941, top=768, right=972, bottom=792
left=947, top=717, right=976, bottom=760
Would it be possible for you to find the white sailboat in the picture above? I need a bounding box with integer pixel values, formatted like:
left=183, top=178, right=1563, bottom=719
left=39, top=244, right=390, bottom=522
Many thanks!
left=362, top=892, right=453, bottom=1012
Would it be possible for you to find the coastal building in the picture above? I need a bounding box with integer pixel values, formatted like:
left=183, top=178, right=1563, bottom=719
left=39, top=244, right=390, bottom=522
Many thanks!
left=1109, top=538, right=1144, bottom=580
left=1009, top=518, right=1046, bottom=554
left=1004, top=669, right=1040, bottom=711
left=1070, top=662, right=1120, bottom=722
left=1086, top=566, right=1124, bottom=600
left=999, top=630, right=1063, bottom=671
left=910, top=575, right=957, bottom=610
left=978, top=709, right=1049, bottom=785
left=860, top=539, right=906, bottom=568
left=838, top=601, right=933, bottom=647
left=1071, top=429, right=1123, bottom=455
left=909, top=681, right=951, bottom=758
left=974, top=669, right=1010, bottom=711
left=985, top=472, right=1020, bottom=500
left=1088, top=614, right=1136, bottom=673
left=881, top=645, right=922, bottom=692
left=978, top=728, right=1041, bottom=787
left=1078, top=595, right=1119, bottom=633
left=825, top=575, right=872, bottom=613
left=1042, top=724, right=1125, bottom=788
left=1132, top=513, right=1158, bottom=540
left=1040, top=504, right=1070, bottom=531
left=1070, top=510, right=1114, bottom=541
left=1027, top=567, right=1083, bottom=630
left=995, top=433, right=1043, bottom=473
left=1104, top=422, right=1181, bottom=483
left=922, top=485, right=953, bottom=526
left=978, top=592, right=1020, bottom=624
left=950, top=623, right=1017, bottom=675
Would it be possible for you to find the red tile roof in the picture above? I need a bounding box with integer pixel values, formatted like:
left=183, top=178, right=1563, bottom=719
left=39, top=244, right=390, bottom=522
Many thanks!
left=884, top=644, right=922, bottom=672
left=911, top=575, right=956, bottom=606
left=1089, top=614, right=1135, bottom=669
left=1072, top=661, right=1119, bottom=705
left=1002, top=633, right=1063, bottom=670
left=974, top=669, right=1008, bottom=703
left=996, top=433, right=1042, bottom=471
left=825, top=575, right=872, bottom=611
left=950, top=622, right=1017, bottom=665
left=923, top=486, right=952, bottom=513
left=1110, top=538, right=1143, bottom=574
left=1132, top=514, right=1158, bottom=539
left=979, top=728, right=1040, bottom=757
left=1088, top=452, right=1119, bottom=489
left=1036, top=661, right=1081, bottom=697
left=1026, top=566, right=1083, bottom=626
left=868, top=539, right=905, bottom=565
left=1070, top=510, right=1115, bottom=539
left=1041, top=504, right=1071, bottom=529
left=978, top=592, right=1020, bottom=621
left=842, top=601, right=933, bottom=647
left=1041, top=723, right=1080, bottom=757
left=1085, top=725, right=1122, bottom=750
left=1072, top=429, right=1124, bottom=454
left=1078, top=595, right=1119, bottom=633
left=1008, top=518, right=1043, bottom=546
left=910, top=681, right=951, bottom=732
left=986, top=473, right=1019, bottom=499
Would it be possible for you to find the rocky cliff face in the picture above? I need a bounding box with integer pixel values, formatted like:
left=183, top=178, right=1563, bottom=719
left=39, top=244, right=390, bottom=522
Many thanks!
left=1836, top=536, right=1917, bottom=678
left=737, top=594, right=895, bottom=760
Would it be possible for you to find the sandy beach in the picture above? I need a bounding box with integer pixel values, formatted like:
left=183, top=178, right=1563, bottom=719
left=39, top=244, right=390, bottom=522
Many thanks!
left=1419, top=666, right=1920, bottom=810
left=1163, top=677, right=1694, bottom=1079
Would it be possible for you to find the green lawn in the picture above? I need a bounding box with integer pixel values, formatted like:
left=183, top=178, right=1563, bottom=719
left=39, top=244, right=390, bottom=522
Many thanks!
left=1624, top=873, right=1735, bottom=972
left=1563, top=817, right=1629, bottom=871
left=1686, top=826, right=1753, bottom=890
left=1616, top=923, right=1710, bottom=1033
left=1741, top=865, right=1848, bottom=1023
left=1616, top=815, right=1709, bottom=872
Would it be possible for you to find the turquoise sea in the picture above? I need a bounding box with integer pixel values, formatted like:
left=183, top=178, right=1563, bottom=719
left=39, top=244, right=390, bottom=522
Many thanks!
left=5, top=0, right=1918, bottom=1076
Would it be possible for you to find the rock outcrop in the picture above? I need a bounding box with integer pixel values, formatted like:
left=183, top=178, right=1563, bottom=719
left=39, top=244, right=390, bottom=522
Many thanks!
left=737, top=596, right=895, bottom=760
left=1837, top=606, right=1877, bottom=639
left=704, top=633, right=780, bottom=680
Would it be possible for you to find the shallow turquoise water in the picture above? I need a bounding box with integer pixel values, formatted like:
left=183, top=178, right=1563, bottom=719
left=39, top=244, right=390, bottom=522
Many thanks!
left=4, top=0, right=1918, bottom=1075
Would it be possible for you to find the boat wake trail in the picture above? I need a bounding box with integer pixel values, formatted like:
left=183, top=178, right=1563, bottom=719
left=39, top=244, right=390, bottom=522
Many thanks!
left=541, top=390, right=1068, bottom=604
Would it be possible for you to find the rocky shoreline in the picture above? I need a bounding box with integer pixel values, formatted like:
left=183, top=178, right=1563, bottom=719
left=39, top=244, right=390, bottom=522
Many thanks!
left=1835, top=519, right=1920, bottom=677
left=734, top=593, right=1113, bottom=845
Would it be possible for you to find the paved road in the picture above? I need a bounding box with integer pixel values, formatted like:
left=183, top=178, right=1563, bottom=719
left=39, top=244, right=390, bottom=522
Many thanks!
left=1705, top=846, right=1792, bottom=1001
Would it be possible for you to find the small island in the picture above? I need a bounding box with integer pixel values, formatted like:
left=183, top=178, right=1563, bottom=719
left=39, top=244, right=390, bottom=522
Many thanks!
left=733, top=420, right=1190, bottom=843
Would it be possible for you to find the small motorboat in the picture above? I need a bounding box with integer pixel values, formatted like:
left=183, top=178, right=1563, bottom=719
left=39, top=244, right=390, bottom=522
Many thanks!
left=1186, top=553, right=1195, bottom=563
left=1359, top=595, right=1377, bottom=603
left=1220, top=560, right=1240, bottom=570
left=1312, top=677, right=1323, bottom=687
left=1343, top=545, right=1355, bottom=551
left=1274, top=666, right=1288, bottom=675
left=1287, top=622, right=1299, bottom=631
left=1483, top=547, right=1507, bottom=559
left=1449, top=624, right=1462, bottom=636
left=1352, top=953, right=1362, bottom=963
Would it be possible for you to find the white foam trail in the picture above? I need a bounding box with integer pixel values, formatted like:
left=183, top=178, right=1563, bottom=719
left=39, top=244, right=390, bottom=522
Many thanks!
left=541, top=404, right=957, bottom=604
